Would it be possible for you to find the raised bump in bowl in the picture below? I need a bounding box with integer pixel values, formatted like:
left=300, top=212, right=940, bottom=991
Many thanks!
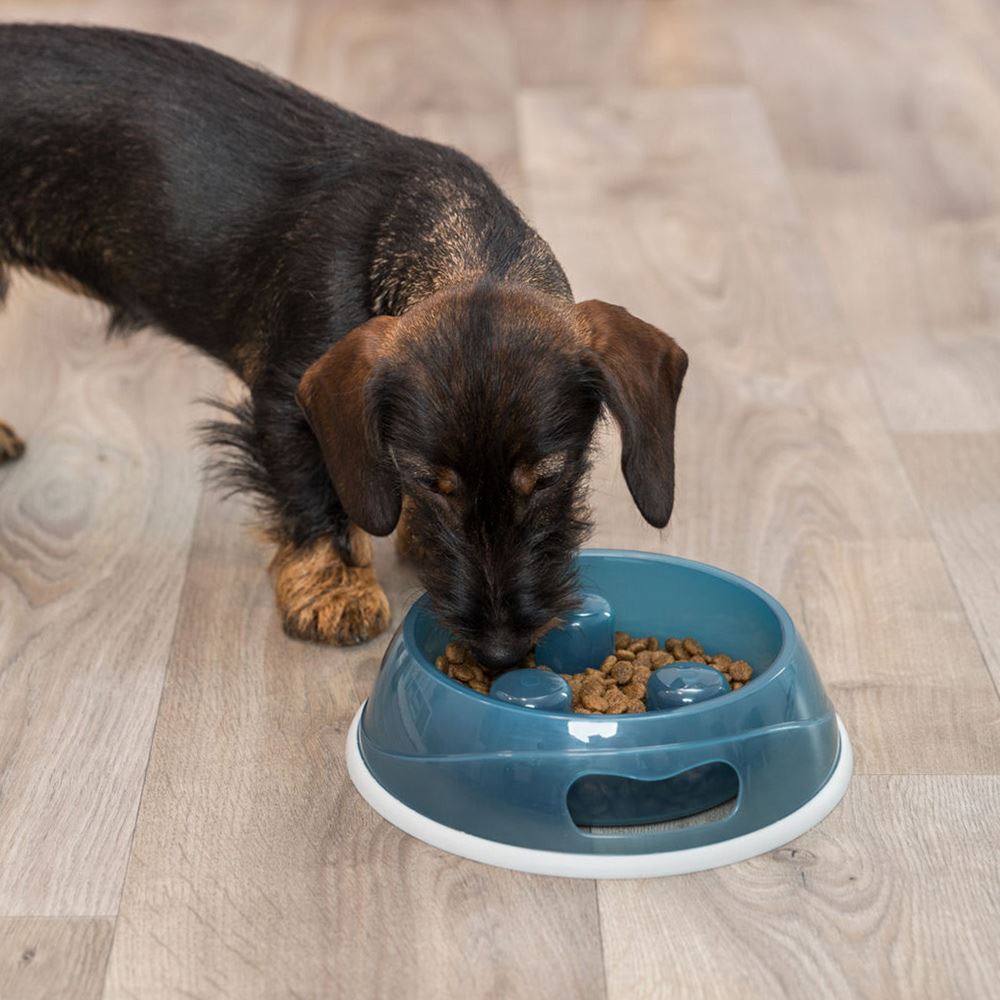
left=645, top=663, right=732, bottom=711
left=490, top=669, right=573, bottom=711
left=534, top=592, right=614, bottom=674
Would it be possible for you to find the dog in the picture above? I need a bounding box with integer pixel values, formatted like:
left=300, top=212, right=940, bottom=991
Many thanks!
left=0, top=24, right=687, bottom=668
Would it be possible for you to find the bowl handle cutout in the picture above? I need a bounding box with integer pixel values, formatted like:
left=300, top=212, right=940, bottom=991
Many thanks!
left=566, top=762, right=739, bottom=834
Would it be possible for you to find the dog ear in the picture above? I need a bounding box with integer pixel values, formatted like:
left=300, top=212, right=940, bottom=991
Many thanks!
left=295, top=316, right=402, bottom=536
left=575, top=300, right=688, bottom=528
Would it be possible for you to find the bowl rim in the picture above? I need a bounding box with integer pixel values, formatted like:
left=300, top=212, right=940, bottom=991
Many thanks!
left=402, top=547, right=796, bottom=721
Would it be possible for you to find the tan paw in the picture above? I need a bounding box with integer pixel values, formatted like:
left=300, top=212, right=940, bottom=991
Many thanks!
left=271, top=535, right=390, bottom=645
left=0, top=421, right=25, bottom=464
left=394, top=496, right=431, bottom=565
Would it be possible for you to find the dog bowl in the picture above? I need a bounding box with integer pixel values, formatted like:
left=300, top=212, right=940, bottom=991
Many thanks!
left=346, top=549, right=852, bottom=878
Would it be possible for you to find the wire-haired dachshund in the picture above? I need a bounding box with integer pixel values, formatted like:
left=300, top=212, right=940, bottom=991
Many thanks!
left=0, top=24, right=687, bottom=668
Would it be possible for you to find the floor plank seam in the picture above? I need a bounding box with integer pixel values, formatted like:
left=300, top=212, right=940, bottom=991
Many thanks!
left=591, top=879, right=611, bottom=1000
left=740, top=79, right=1000, bottom=717
left=97, top=487, right=209, bottom=1000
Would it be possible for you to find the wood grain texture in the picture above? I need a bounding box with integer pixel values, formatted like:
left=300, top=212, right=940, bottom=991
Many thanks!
left=512, top=0, right=742, bottom=87
left=725, top=0, right=1000, bottom=433
left=102, top=491, right=605, bottom=1000
left=0, top=281, right=222, bottom=915
left=896, top=433, right=1000, bottom=694
left=794, top=538, right=1000, bottom=772
left=0, top=918, right=113, bottom=1000
left=0, top=0, right=300, bottom=72
left=518, top=85, right=999, bottom=773
left=0, top=2, right=997, bottom=997
left=293, top=0, right=523, bottom=199
left=0, top=0, right=298, bottom=920
left=597, top=776, right=1000, bottom=1000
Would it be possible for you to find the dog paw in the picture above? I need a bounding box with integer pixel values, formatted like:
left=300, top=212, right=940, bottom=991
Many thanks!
left=0, top=421, right=25, bottom=464
left=271, top=535, right=390, bottom=645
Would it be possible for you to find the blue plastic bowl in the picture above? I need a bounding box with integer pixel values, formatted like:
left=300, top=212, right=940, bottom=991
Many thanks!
left=347, top=549, right=852, bottom=878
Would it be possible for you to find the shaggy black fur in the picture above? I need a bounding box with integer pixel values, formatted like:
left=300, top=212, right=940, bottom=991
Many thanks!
left=379, top=283, right=603, bottom=665
left=0, top=24, right=685, bottom=666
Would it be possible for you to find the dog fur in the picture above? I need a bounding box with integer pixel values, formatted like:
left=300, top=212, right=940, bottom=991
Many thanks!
left=0, top=24, right=687, bottom=666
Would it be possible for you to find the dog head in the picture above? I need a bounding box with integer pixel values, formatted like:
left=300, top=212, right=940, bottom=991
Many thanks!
left=296, top=282, right=687, bottom=668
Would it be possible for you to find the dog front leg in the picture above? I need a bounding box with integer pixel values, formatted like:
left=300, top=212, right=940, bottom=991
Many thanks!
left=261, top=429, right=391, bottom=645
left=271, top=526, right=390, bottom=645
left=209, top=384, right=391, bottom=646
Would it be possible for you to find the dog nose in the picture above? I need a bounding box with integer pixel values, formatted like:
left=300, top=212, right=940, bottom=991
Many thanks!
left=472, top=631, right=532, bottom=670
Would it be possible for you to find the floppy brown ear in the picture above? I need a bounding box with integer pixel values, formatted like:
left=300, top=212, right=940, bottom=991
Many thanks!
left=575, top=300, right=688, bottom=528
left=295, top=316, right=402, bottom=536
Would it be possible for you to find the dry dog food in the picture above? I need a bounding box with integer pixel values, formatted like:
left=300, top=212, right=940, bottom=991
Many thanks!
left=436, top=632, right=752, bottom=714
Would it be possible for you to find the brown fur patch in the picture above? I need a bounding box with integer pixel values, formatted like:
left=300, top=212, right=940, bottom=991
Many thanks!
left=231, top=338, right=266, bottom=386
left=0, top=421, right=25, bottom=463
left=271, top=535, right=389, bottom=645
left=511, top=465, right=538, bottom=496
left=435, top=469, right=458, bottom=495
left=394, top=495, right=432, bottom=565
left=346, top=523, right=373, bottom=566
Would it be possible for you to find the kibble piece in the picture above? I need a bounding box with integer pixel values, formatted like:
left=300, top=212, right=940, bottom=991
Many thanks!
left=626, top=699, right=646, bottom=714
left=634, top=649, right=655, bottom=668
left=731, top=681, right=744, bottom=690
left=712, top=653, right=732, bottom=669
left=601, top=655, right=618, bottom=673
left=729, top=660, right=753, bottom=682
left=611, top=661, right=634, bottom=684
left=434, top=655, right=447, bottom=671
left=445, top=642, right=466, bottom=664
left=682, top=637, right=704, bottom=656
left=614, top=631, right=632, bottom=649
left=649, top=651, right=673, bottom=668
left=622, top=680, right=646, bottom=701
left=628, top=639, right=648, bottom=654
left=451, top=663, right=475, bottom=682
left=469, top=679, right=490, bottom=694
left=581, top=690, right=609, bottom=712
left=690, top=654, right=708, bottom=664
left=605, top=687, right=629, bottom=713
left=615, top=648, right=636, bottom=661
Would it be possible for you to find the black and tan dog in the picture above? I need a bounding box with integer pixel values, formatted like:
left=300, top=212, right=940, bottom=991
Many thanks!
left=0, top=24, right=687, bottom=668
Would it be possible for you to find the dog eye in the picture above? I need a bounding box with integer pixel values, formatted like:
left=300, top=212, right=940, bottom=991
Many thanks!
left=534, top=471, right=561, bottom=491
left=513, top=452, right=568, bottom=496
left=419, top=469, right=458, bottom=495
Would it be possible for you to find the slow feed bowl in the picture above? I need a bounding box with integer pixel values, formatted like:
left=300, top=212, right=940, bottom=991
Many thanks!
left=347, top=550, right=852, bottom=878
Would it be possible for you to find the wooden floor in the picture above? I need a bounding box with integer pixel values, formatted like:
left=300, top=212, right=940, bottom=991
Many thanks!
left=2, top=1, right=999, bottom=997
